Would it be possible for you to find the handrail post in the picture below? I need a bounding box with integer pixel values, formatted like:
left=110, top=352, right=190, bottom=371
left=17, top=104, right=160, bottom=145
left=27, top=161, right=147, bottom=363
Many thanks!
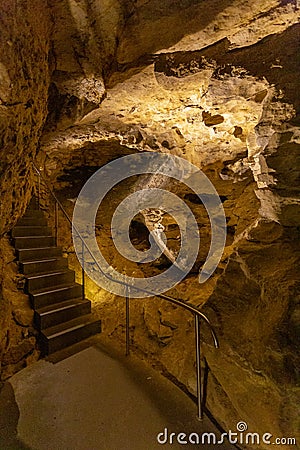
left=195, top=314, right=203, bottom=420
left=125, top=285, right=130, bottom=356
left=81, top=239, right=85, bottom=300
left=55, top=201, right=59, bottom=245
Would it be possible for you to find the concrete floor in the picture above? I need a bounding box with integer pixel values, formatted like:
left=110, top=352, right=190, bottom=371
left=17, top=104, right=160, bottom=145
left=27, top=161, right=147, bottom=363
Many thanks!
left=0, top=339, right=236, bottom=450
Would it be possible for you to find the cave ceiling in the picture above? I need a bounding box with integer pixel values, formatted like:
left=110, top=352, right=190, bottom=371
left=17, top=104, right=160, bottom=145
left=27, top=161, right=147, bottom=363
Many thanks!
left=40, top=0, right=299, bottom=179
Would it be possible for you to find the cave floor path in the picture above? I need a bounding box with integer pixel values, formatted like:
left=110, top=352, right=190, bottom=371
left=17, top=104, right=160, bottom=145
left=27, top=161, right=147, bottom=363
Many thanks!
left=1, top=337, right=236, bottom=450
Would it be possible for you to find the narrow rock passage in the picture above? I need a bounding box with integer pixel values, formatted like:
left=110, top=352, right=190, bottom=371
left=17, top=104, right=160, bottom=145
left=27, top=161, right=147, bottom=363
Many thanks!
left=2, top=340, right=236, bottom=450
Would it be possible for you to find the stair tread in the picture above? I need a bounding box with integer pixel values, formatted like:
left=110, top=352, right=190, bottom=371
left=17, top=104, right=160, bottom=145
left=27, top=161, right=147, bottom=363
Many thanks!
left=26, top=269, right=74, bottom=280
left=22, top=211, right=44, bottom=216
left=17, top=246, right=60, bottom=254
left=15, top=200, right=101, bottom=354
left=42, top=314, right=100, bottom=339
left=23, top=208, right=43, bottom=213
left=12, top=227, right=51, bottom=237
left=22, top=257, right=66, bottom=265
left=30, top=282, right=81, bottom=296
left=14, top=237, right=55, bottom=248
left=37, top=298, right=90, bottom=315
left=17, top=218, right=47, bottom=223
left=18, top=246, right=62, bottom=258
left=15, top=235, right=53, bottom=239
left=13, top=226, right=49, bottom=229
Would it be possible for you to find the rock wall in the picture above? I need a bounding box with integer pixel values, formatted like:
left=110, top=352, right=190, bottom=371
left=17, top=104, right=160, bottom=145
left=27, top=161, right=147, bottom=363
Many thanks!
left=0, top=237, right=39, bottom=381
left=0, top=0, right=51, bottom=235
left=0, top=0, right=51, bottom=378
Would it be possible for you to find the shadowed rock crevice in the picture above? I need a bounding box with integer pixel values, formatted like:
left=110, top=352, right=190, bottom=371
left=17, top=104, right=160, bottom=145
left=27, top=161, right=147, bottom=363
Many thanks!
left=0, top=382, right=30, bottom=450
left=154, top=24, right=300, bottom=111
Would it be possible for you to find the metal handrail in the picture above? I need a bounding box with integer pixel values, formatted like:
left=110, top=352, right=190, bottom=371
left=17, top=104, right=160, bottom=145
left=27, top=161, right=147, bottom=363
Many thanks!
left=33, top=161, right=219, bottom=420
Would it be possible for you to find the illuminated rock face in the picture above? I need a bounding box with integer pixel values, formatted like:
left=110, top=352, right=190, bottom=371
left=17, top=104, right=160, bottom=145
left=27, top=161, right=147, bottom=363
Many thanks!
left=0, top=0, right=51, bottom=235
left=0, top=0, right=51, bottom=379
left=0, top=0, right=299, bottom=447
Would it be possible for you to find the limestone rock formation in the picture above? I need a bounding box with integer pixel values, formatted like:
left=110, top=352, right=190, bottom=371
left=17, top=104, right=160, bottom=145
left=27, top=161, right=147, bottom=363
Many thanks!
left=0, top=238, right=39, bottom=380
left=0, top=0, right=51, bottom=235
left=0, top=1, right=299, bottom=448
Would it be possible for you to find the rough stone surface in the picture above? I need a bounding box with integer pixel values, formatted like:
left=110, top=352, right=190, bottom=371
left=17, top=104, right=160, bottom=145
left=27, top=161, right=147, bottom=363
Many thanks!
left=0, top=1, right=299, bottom=448
left=0, top=238, right=39, bottom=381
left=0, top=0, right=51, bottom=235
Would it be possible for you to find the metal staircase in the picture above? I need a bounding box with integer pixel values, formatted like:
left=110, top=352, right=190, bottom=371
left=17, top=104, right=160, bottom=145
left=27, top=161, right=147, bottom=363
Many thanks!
left=25, top=164, right=220, bottom=420
left=12, top=199, right=101, bottom=355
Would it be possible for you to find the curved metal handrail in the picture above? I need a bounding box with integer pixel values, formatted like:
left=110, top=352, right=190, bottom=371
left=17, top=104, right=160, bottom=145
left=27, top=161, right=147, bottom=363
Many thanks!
left=33, top=161, right=219, bottom=419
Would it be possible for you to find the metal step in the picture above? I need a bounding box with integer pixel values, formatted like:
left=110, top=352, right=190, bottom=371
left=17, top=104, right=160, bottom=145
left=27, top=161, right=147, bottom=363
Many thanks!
left=40, top=314, right=101, bottom=354
left=35, top=298, right=91, bottom=329
left=17, top=246, right=63, bottom=262
left=14, top=236, right=55, bottom=249
left=12, top=226, right=52, bottom=237
left=26, top=269, right=75, bottom=292
left=17, top=216, right=48, bottom=226
left=12, top=198, right=101, bottom=356
left=30, top=283, right=82, bottom=309
left=21, top=209, right=45, bottom=219
left=20, top=257, right=68, bottom=275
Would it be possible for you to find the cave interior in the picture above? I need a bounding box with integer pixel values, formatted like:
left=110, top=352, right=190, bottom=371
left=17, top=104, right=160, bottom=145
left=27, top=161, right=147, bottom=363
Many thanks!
left=0, top=1, right=299, bottom=449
